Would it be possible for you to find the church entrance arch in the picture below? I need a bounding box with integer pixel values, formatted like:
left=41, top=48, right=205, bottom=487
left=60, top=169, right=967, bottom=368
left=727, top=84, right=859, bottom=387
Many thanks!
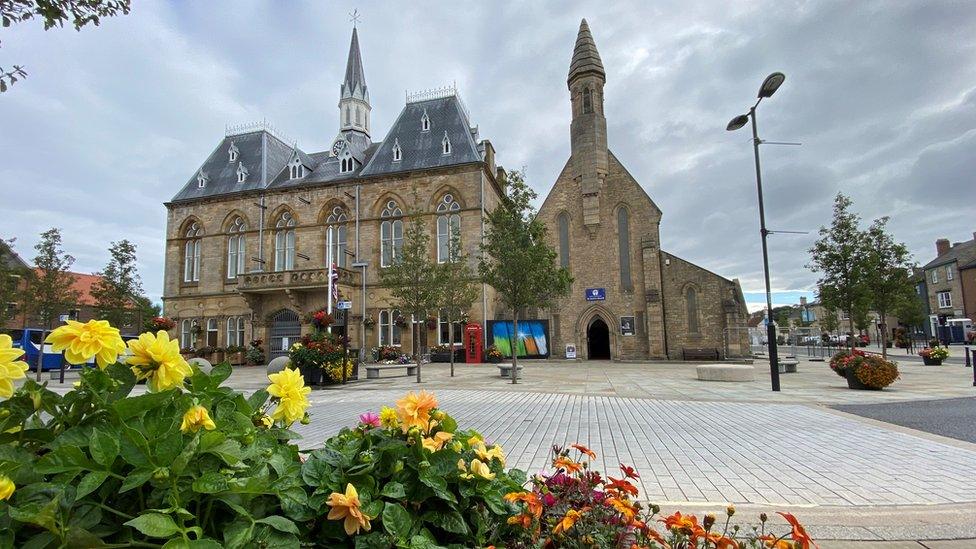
left=586, top=317, right=611, bottom=360
left=269, top=309, right=301, bottom=360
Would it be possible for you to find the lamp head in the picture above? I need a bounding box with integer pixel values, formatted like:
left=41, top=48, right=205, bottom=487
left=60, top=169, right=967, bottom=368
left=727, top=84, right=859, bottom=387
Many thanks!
left=758, top=72, right=785, bottom=98
left=726, top=114, right=749, bottom=131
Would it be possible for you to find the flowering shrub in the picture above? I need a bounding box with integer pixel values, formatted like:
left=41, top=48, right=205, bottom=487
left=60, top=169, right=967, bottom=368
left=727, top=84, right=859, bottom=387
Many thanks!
left=486, top=346, right=504, bottom=361
left=919, top=346, right=949, bottom=360
left=828, top=349, right=865, bottom=377
left=288, top=332, right=349, bottom=384
left=305, top=309, right=335, bottom=331
left=302, top=391, right=526, bottom=546
left=503, top=445, right=817, bottom=549
left=147, top=315, right=176, bottom=331
left=853, top=354, right=900, bottom=389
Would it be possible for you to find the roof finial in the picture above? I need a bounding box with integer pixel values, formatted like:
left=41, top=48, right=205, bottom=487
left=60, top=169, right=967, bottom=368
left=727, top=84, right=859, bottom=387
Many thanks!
left=349, top=9, right=361, bottom=28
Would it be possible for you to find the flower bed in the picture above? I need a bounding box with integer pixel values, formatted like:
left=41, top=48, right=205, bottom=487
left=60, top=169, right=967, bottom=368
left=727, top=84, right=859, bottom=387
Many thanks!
left=0, top=321, right=817, bottom=547
left=830, top=349, right=899, bottom=389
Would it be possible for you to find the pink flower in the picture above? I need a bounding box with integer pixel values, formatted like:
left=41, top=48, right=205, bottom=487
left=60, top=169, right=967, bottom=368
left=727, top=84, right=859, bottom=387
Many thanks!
left=359, top=412, right=380, bottom=428
left=543, top=493, right=557, bottom=506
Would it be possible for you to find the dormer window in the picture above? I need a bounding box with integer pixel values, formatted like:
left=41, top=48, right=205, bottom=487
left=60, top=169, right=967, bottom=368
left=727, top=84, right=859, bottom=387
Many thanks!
left=421, top=111, right=430, bottom=132
left=197, top=171, right=208, bottom=188
left=392, top=139, right=402, bottom=162
left=236, top=162, right=248, bottom=183
left=228, top=141, right=239, bottom=162
left=442, top=132, right=451, bottom=155
left=289, top=158, right=304, bottom=180
left=340, top=156, right=354, bottom=174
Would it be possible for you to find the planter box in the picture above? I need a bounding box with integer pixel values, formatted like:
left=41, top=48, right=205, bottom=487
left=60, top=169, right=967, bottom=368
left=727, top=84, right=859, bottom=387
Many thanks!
left=845, top=368, right=880, bottom=391
left=229, top=352, right=245, bottom=365
left=211, top=352, right=225, bottom=364
left=298, top=365, right=323, bottom=385
left=922, top=357, right=943, bottom=366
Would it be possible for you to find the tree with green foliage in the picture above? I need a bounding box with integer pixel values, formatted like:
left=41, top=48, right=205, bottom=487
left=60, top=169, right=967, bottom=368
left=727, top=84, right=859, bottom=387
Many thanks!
left=135, top=296, right=162, bottom=332
left=1, top=0, right=131, bottom=92
left=808, top=193, right=871, bottom=351
left=821, top=305, right=839, bottom=335
left=436, top=233, right=479, bottom=377
left=378, top=207, right=440, bottom=383
left=862, top=217, right=915, bottom=358
left=24, top=228, right=79, bottom=380
left=0, top=238, right=29, bottom=330
left=479, top=170, right=572, bottom=383
left=91, top=239, right=143, bottom=329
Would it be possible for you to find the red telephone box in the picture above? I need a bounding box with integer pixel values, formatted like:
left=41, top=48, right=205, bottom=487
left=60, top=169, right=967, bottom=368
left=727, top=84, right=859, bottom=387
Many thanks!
left=464, top=323, right=483, bottom=364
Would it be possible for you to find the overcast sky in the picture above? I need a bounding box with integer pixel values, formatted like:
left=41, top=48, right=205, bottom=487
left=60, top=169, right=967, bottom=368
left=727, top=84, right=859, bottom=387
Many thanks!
left=2, top=1, right=975, bottom=312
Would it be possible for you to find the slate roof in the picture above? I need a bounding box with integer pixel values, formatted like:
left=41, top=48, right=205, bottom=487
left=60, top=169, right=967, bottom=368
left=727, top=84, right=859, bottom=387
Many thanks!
left=170, top=129, right=295, bottom=202
left=922, top=238, right=976, bottom=270
left=360, top=94, right=482, bottom=177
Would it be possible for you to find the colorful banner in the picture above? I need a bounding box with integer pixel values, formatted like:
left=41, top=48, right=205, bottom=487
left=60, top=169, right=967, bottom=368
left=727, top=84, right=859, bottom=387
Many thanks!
left=487, top=320, right=550, bottom=358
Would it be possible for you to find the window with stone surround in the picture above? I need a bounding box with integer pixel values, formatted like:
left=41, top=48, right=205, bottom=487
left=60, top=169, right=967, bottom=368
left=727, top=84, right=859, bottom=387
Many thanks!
left=938, top=291, right=952, bottom=309
left=326, top=206, right=348, bottom=269
left=183, top=222, right=202, bottom=282
left=557, top=212, right=570, bottom=269
left=180, top=319, right=196, bottom=349
left=274, top=212, right=296, bottom=271
left=206, top=318, right=218, bottom=347
left=226, top=316, right=245, bottom=347
left=436, top=194, right=461, bottom=263
left=227, top=217, right=246, bottom=278
left=437, top=310, right=463, bottom=346
left=378, top=309, right=402, bottom=346
left=380, top=200, right=403, bottom=267
left=617, top=207, right=632, bottom=290
left=946, top=265, right=953, bottom=281
left=582, top=87, right=592, bottom=114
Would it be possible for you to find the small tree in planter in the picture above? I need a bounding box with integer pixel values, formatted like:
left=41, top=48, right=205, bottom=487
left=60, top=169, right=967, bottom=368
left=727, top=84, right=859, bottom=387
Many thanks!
left=919, top=346, right=949, bottom=365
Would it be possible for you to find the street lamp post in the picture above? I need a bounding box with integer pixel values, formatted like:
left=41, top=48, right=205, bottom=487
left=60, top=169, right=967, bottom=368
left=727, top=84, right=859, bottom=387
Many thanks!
left=727, top=72, right=785, bottom=392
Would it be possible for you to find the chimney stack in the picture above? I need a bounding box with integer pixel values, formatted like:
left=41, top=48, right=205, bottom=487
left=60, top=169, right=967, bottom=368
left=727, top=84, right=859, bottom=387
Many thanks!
left=936, top=238, right=950, bottom=256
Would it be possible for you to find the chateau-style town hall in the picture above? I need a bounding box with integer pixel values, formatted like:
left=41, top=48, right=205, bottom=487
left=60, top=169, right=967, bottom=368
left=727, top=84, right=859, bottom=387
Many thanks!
left=162, top=21, right=749, bottom=361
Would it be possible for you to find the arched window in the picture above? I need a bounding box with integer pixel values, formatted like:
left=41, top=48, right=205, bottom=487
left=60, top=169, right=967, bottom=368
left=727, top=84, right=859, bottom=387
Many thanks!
left=392, top=138, right=402, bottom=162
left=274, top=212, right=296, bottom=271
left=617, top=207, right=632, bottom=290
left=442, top=132, right=451, bottom=155
left=686, top=287, right=700, bottom=334
left=236, top=162, right=248, bottom=183
left=206, top=318, right=218, bottom=347
left=436, top=194, right=461, bottom=263
left=326, top=206, right=348, bottom=269
left=226, top=316, right=245, bottom=347
left=183, top=221, right=202, bottom=282
left=380, top=200, right=403, bottom=267
left=289, top=158, right=303, bottom=180
left=227, top=216, right=246, bottom=278
left=378, top=309, right=402, bottom=346
left=421, top=111, right=430, bottom=131
left=228, top=141, right=238, bottom=162
left=180, top=319, right=195, bottom=349
left=582, top=87, right=593, bottom=114
left=557, top=212, right=570, bottom=268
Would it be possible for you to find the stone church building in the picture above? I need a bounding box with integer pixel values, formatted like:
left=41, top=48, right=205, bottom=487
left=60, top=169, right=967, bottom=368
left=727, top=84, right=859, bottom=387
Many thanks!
left=536, top=20, right=750, bottom=360
left=162, top=27, right=505, bottom=359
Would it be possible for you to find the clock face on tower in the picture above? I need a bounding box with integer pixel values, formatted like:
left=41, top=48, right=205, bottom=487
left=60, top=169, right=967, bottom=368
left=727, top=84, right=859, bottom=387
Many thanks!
left=331, top=138, right=347, bottom=157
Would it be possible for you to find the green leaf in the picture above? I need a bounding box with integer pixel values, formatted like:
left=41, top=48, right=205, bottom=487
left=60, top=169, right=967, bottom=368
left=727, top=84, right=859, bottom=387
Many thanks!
left=380, top=481, right=406, bottom=499
left=419, top=470, right=456, bottom=504
left=223, top=519, right=253, bottom=549
left=119, top=469, right=154, bottom=493
left=255, top=515, right=299, bottom=535
left=35, top=445, right=93, bottom=474
left=205, top=439, right=242, bottom=465
left=124, top=512, right=181, bottom=538
left=76, top=470, right=110, bottom=499
left=171, top=433, right=200, bottom=475
left=90, top=429, right=120, bottom=467
left=155, top=431, right=184, bottom=464
left=408, top=534, right=446, bottom=549
left=382, top=502, right=413, bottom=539
left=423, top=509, right=468, bottom=535
left=192, top=472, right=229, bottom=494
left=65, top=526, right=106, bottom=548
left=210, top=362, right=233, bottom=385
left=247, top=389, right=269, bottom=411
left=113, top=390, right=176, bottom=420
left=8, top=499, right=59, bottom=533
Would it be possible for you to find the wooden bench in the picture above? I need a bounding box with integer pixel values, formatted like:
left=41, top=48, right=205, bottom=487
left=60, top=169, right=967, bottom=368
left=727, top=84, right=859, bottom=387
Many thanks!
left=682, top=347, right=721, bottom=361
left=366, top=364, right=417, bottom=379
left=498, top=365, right=523, bottom=379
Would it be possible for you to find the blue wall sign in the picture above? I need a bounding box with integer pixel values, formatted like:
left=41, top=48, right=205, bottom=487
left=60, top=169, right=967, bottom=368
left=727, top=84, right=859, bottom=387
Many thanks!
left=585, top=288, right=606, bottom=301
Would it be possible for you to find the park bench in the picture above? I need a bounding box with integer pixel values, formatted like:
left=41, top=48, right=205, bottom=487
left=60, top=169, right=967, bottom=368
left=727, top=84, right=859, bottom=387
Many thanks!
left=696, top=364, right=755, bottom=382
left=366, top=364, right=417, bottom=379
left=682, top=347, right=721, bottom=361
left=498, top=364, right=523, bottom=379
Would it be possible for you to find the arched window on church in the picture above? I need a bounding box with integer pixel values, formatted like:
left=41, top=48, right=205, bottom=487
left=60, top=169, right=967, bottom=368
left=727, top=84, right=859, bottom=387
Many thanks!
left=436, top=194, right=461, bottom=263
left=617, top=207, right=632, bottom=290
left=686, top=287, right=700, bottom=334
left=326, top=206, right=348, bottom=268
left=557, top=212, right=570, bottom=269
left=582, top=87, right=593, bottom=114
left=274, top=212, right=296, bottom=271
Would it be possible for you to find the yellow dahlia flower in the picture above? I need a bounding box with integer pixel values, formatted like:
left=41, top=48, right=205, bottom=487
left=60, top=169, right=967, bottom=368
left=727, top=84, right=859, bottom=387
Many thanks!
left=395, top=391, right=437, bottom=433
left=326, top=483, right=371, bottom=535
left=379, top=406, right=399, bottom=429
left=126, top=331, right=192, bottom=392
left=0, top=334, right=29, bottom=399
left=46, top=320, right=126, bottom=368
left=267, top=367, right=310, bottom=426
left=0, top=475, right=13, bottom=501
left=180, top=405, right=216, bottom=433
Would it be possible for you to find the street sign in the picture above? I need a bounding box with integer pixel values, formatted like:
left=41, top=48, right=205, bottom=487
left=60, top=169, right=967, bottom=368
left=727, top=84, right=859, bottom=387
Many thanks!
left=337, top=300, right=352, bottom=310
left=585, top=288, right=606, bottom=301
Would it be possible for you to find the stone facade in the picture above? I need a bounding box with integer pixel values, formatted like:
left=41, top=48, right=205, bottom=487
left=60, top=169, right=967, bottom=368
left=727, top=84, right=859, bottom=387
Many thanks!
left=921, top=235, right=976, bottom=330
left=536, top=20, right=750, bottom=360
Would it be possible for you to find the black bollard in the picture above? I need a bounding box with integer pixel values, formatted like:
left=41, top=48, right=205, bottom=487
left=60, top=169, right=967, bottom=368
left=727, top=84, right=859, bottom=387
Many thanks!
left=966, top=346, right=972, bottom=368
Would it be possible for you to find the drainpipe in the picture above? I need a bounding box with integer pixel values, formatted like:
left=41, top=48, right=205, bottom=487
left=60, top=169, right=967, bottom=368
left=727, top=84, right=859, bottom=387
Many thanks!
left=480, top=171, right=487, bottom=327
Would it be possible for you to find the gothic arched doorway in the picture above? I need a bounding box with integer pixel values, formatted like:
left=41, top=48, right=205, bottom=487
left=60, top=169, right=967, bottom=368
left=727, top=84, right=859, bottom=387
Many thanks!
left=269, top=309, right=300, bottom=359
left=587, top=318, right=611, bottom=360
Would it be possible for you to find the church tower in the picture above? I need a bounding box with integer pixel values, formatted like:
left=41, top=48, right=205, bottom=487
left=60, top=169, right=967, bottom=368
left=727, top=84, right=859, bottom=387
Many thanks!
left=339, top=26, right=370, bottom=140
left=568, top=19, right=608, bottom=230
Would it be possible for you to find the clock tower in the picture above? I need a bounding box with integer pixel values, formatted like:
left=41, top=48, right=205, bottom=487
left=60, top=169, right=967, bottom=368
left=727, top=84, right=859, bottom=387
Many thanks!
left=339, top=26, right=370, bottom=140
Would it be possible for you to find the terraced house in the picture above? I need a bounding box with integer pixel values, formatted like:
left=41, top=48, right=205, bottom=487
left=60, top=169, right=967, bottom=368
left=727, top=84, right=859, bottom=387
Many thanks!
left=162, top=27, right=505, bottom=359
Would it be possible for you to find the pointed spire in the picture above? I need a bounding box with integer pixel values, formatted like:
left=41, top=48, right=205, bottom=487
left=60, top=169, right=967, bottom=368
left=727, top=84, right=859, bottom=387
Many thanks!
left=568, top=18, right=605, bottom=86
left=341, top=27, right=368, bottom=101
